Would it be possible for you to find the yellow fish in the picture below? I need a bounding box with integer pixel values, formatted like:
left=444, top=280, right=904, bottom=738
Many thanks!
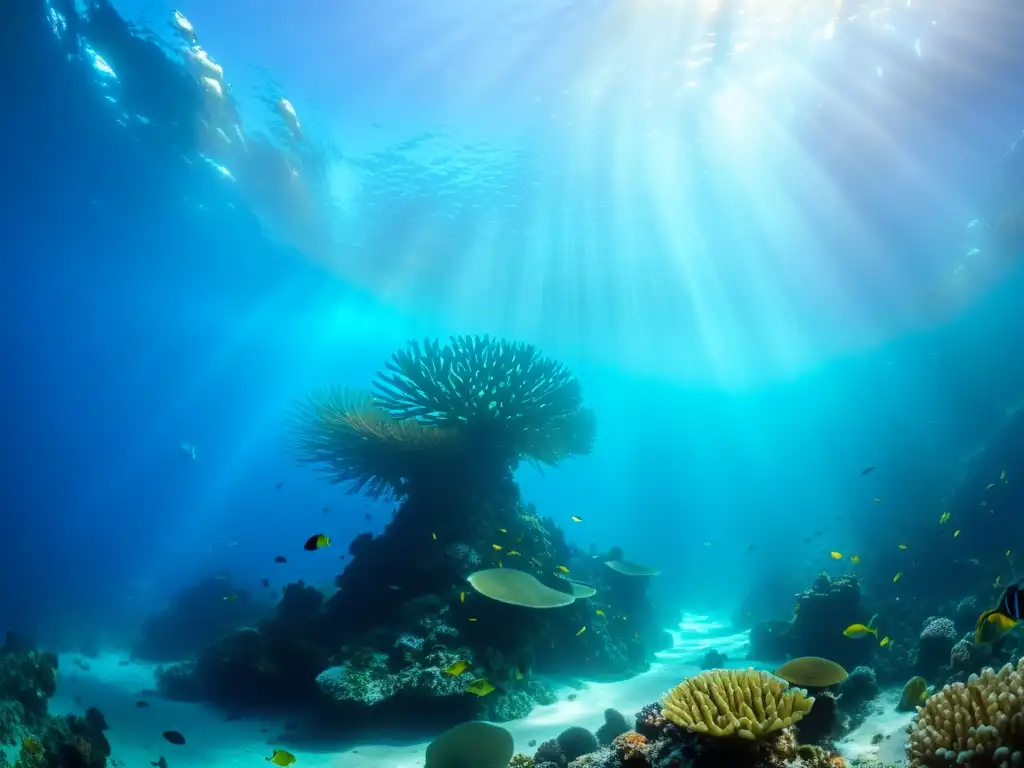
left=880, top=636, right=890, bottom=647
left=571, top=515, right=583, bottom=523
left=843, top=623, right=877, bottom=639
left=829, top=551, right=843, bottom=560
left=1001, top=469, right=1007, bottom=482
left=304, top=533, right=331, bottom=550
left=939, top=511, right=950, bottom=524
left=556, top=565, right=570, bottom=573
left=468, top=617, right=478, bottom=622
left=465, top=679, right=496, bottom=697
left=872, top=497, right=881, bottom=503
left=508, top=550, right=521, bottom=556
left=266, top=750, right=296, bottom=767
left=498, top=561, right=503, bottom=568
left=898, top=544, right=908, bottom=550
left=515, top=669, right=524, bottom=681
left=444, top=660, right=470, bottom=676
left=432, top=533, right=437, bottom=541
left=576, top=626, right=587, bottom=636
left=492, top=544, right=503, bottom=551
left=595, top=609, right=606, bottom=617
left=893, top=572, right=903, bottom=583
left=953, top=529, right=961, bottom=538
left=499, top=528, right=507, bottom=534
left=460, top=591, right=465, bottom=604
left=849, top=555, right=860, bottom=564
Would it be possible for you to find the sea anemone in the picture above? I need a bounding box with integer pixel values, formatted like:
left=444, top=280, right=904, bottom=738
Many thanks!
left=373, top=336, right=595, bottom=467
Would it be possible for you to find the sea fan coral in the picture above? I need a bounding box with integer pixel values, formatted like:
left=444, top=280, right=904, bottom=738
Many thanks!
left=661, top=668, right=815, bottom=740
left=288, top=387, right=452, bottom=498
left=907, top=660, right=1024, bottom=768
left=373, top=336, right=595, bottom=466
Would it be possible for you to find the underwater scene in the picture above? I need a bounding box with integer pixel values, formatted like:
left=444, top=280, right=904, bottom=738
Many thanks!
left=5, top=0, right=1024, bottom=767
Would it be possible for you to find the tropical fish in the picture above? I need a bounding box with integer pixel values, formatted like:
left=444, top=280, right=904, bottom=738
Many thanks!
left=849, top=555, right=860, bottom=564
left=953, top=529, right=961, bottom=538
left=880, top=636, right=890, bottom=647
left=468, top=617, right=478, bottom=622
left=274, top=555, right=287, bottom=564
left=515, top=669, right=524, bottom=681
left=303, top=534, right=330, bottom=551
left=444, top=660, right=470, bottom=676
left=162, top=731, right=186, bottom=746
left=576, top=626, right=587, bottom=636
left=492, top=544, right=503, bottom=551
left=829, top=551, right=843, bottom=560
left=459, top=591, right=465, bottom=604
left=893, top=572, right=903, bottom=583
left=571, top=516, right=583, bottom=523
left=975, top=584, right=1024, bottom=643
left=843, top=623, right=878, bottom=639
left=595, top=609, right=606, bottom=617
left=431, top=533, right=437, bottom=541
left=898, top=544, right=907, bottom=550
left=464, top=679, right=496, bottom=696
left=872, top=497, right=881, bottom=503
left=499, top=528, right=507, bottom=534
left=508, top=550, right=521, bottom=556
left=266, top=750, right=296, bottom=767
left=939, top=511, right=950, bottom=524
left=556, top=565, right=570, bottom=573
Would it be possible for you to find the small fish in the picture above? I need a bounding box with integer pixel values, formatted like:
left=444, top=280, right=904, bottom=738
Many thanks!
left=304, top=534, right=330, bottom=551
left=1001, top=469, right=1007, bottom=482
left=444, top=660, right=470, bottom=676
left=633, top=630, right=640, bottom=640
left=22, top=737, right=42, bottom=754
left=261, top=578, right=270, bottom=588
left=829, top=551, right=843, bottom=560
left=861, top=466, right=875, bottom=475
left=995, top=576, right=1002, bottom=587
left=595, top=609, right=606, bottom=617
left=702, top=541, right=712, bottom=547
left=275, top=481, right=284, bottom=490
left=162, top=731, right=186, bottom=746
left=266, top=750, right=297, bottom=767
left=322, top=506, right=329, bottom=513
left=515, top=669, right=524, bottom=681
left=223, top=594, right=238, bottom=602
left=843, top=623, right=878, bottom=639
left=135, top=700, right=150, bottom=708
left=388, top=585, right=401, bottom=590
left=556, top=565, right=570, bottom=573
left=468, top=617, right=478, bottom=622
left=986, top=483, right=996, bottom=490
left=464, top=679, right=496, bottom=697
left=576, top=626, right=587, bottom=636
left=571, top=516, right=583, bottom=523
left=898, top=544, right=907, bottom=550
left=939, top=511, right=950, bottom=524
left=893, top=572, right=903, bottom=583
left=498, top=560, right=503, bottom=567
left=849, top=555, right=860, bottom=564
left=431, top=533, right=437, bottom=541
left=880, top=636, right=890, bottom=647
left=508, top=550, right=521, bottom=556
left=274, top=555, right=287, bottom=564
left=499, top=528, right=507, bottom=534
left=460, top=591, right=465, bottom=604
left=872, top=497, right=881, bottom=503
left=746, top=545, right=756, bottom=554
left=954, top=530, right=961, bottom=538
left=492, top=544, right=503, bottom=551
left=364, top=513, right=371, bottom=521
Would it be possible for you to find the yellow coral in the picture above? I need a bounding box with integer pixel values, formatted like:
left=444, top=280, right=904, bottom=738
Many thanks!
left=661, top=668, right=815, bottom=740
left=908, top=659, right=1024, bottom=768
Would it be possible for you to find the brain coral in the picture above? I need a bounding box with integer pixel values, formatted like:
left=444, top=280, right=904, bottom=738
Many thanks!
left=661, top=668, right=815, bottom=740
left=908, top=660, right=1024, bottom=768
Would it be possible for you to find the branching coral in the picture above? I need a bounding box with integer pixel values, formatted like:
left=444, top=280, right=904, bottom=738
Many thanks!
left=373, top=336, right=595, bottom=466
left=661, top=668, right=815, bottom=740
left=288, top=387, right=453, bottom=498
left=907, top=660, right=1024, bottom=768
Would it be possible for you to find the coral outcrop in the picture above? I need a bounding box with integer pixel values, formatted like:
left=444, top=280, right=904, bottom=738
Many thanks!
left=916, top=617, right=958, bottom=677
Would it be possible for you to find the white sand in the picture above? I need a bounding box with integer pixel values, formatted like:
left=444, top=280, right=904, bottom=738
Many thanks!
left=46, top=615, right=909, bottom=768
left=837, top=687, right=914, bottom=764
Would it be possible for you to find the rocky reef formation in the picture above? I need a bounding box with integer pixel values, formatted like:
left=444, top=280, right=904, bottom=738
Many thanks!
left=155, top=336, right=662, bottom=726
left=0, top=633, right=111, bottom=768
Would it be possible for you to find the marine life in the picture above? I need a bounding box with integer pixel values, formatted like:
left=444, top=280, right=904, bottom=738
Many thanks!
left=576, top=626, right=586, bottom=636
left=431, top=532, right=437, bottom=540
left=880, top=636, right=890, bottom=647
left=893, top=572, right=903, bottom=582
left=595, top=609, right=605, bottom=616
left=986, top=483, right=996, bottom=490
left=571, top=515, right=582, bottom=522
left=261, top=578, right=270, bottom=588
left=274, top=555, right=287, bottom=564
left=872, top=497, right=881, bottom=503
left=898, top=544, right=907, bottom=550
left=861, top=466, right=875, bottom=475
left=150, top=759, right=167, bottom=768
left=953, top=529, right=961, bottom=538
left=303, top=533, right=330, bottom=551
left=775, top=657, right=849, bottom=687
left=1001, top=469, right=1007, bottom=482
left=222, top=594, right=237, bottom=601
left=974, top=583, right=1023, bottom=643
left=849, top=555, right=860, bottom=564
left=21, top=737, right=42, bottom=754
left=555, top=565, right=569, bottom=573
left=464, top=678, right=496, bottom=696
left=829, top=551, right=843, bottom=560
left=492, top=544, right=503, bottom=551
left=898, top=676, right=929, bottom=711
left=162, top=731, right=186, bottom=746
left=459, top=591, right=465, bottom=603
left=843, top=623, right=877, bottom=639
left=179, top=442, right=197, bottom=460
left=135, top=699, right=150, bottom=707
left=267, top=750, right=296, bottom=766
left=444, top=660, right=470, bottom=676
left=939, top=511, right=950, bottom=524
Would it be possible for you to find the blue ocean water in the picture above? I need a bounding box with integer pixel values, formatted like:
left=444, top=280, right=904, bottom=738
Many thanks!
left=4, top=0, right=1024, bottom=764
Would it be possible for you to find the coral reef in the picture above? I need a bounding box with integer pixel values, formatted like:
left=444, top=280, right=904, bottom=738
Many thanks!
left=916, top=617, right=958, bottom=677
left=424, top=721, right=514, bottom=768
left=700, top=649, right=727, bottom=670
left=907, top=659, right=1024, bottom=768
left=835, top=666, right=879, bottom=733
left=0, top=634, right=57, bottom=727
left=557, top=726, right=598, bottom=763
left=748, top=620, right=794, bottom=660
left=789, top=575, right=872, bottom=672
left=597, top=709, right=630, bottom=746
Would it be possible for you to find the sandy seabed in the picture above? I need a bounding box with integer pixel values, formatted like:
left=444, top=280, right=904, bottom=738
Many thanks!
left=44, top=615, right=912, bottom=768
